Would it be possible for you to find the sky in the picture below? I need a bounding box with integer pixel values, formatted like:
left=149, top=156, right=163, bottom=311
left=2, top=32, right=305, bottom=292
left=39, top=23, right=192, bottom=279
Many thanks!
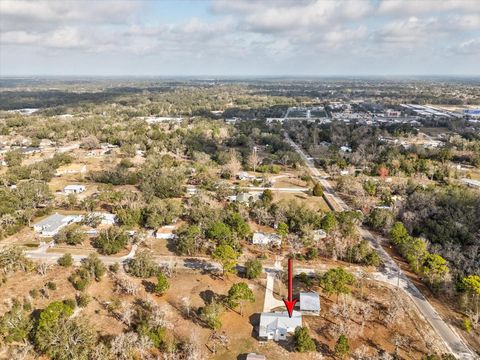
left=0, top=0, right=479, bottom=76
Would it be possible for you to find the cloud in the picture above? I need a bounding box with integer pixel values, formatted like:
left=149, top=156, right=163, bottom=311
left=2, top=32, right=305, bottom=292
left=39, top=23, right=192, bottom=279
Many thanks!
left=377, top=0, right=480, bottom=16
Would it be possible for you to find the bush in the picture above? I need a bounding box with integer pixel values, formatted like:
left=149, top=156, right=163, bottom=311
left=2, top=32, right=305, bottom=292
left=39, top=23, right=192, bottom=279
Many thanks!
left=57, top=253, right=73, bottom=267
left=76, top=293, right=91, bottom=308
left=29, top=289, right=39, bottom=299
left=46, top=281, right=57, bottom=290
left=312, top=183, right=324, bottom=197
left=334, top=335, right=350, bottom=359
left=463, top=317, right=472, bottom=333
left=68, top=268, right=90, bottom=291
left=154, top=272, right=170, bottom=295
left=109, top=262, right=120, bottom=273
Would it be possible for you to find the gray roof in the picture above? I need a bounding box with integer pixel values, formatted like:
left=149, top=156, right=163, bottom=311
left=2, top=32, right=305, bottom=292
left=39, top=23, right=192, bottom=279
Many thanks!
left=259, top=311, right=302, bottom=337
left=300, top=292, right=320, bottom=311
left=246, top=354, right=266, bottom=360
left=34, top=213, right=80, bottom=233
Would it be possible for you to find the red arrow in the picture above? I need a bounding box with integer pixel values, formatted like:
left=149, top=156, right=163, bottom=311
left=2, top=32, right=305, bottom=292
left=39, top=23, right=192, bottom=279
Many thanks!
left=283, top=257, right=298, bottom=317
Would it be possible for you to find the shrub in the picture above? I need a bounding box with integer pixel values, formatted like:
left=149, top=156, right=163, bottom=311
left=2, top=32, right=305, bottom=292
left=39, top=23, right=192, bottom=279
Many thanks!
left=154, top=272, right=170, bottom=295
left=57, top=253, right=73, bottom=267
left=76, top=294, right=91, bottom=308
left=46, top=281, right=57, bottom=290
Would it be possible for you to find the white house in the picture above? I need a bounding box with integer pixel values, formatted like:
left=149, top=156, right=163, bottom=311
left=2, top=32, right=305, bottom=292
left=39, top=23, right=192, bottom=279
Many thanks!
left=154, top=225, right=177, bottom=239
left=89, top=212, right=116, bottom=225
left=252, top=232, right=282, bottom=246
left=246, top=354, right=266, bottom=360
left=33, top=213, right=82, bottom=237
left=299, top=292, right=320, bottom=316
left=64, top=185, right=86, bottom=194
left=259, top=311, right=302, bottom=341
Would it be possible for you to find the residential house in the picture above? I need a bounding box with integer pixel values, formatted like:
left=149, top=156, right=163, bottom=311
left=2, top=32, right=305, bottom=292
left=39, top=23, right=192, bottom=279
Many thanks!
left=33, top=213, right=82, bottom=237
left=154, top=225, right=177, bottom=239
left=259, top=311, right=302, bottom=341
left=299, top=292, right=320, bottom=316
left=252, top=232, right=281, bottom=247
left=90, top=212, right=117, bottom=225
left=246, top=354, right=266, bottom=360
left=64, top=185, right=86, bottom=194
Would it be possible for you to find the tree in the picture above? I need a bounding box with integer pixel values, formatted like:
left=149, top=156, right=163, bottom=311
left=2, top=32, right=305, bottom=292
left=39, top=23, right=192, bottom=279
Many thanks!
left=227, top=282, right=255, bottom=315
left=334, top=335, right=350, bottom=359
left=93, top=227, right=128, bottom=255
left=4, top=150, right=24, bottom=167
left=199, top=300, right=224, bottom=330
left=223, top=149, right=241, bottom=178
left=54, top=224, right=86, bottom=245
left=244, top=258, right=262, bottom=279
left=320, top=268, right=355, bottom=301
left=262, top=189, right=273, bottom=203
left=57, top=253, right=73, bottom=267
left=81, top=253, right=106, bottom=281
left=175, top=224, right=202, bottom=256
left=125, top=250, right=159, bottom=278
left=462, top=275, right=480, bottom=316
left=212, top=244, right=239, bottom=276
left=312, top=183, right=324, bottom=197
left=294, top=326, right=316, bottom=352
left=390, top=221, right=410, bottom=246
left=207, top=221, right=233, bottom=246
left=421, top=253, right=449, bottom=288
left=321, top=212, right=337, bottom=233
left=277, top=222, right=289, bottom=237
left=225, top=212, right=251, bottom=240
left=248, top=150, right=261, bottom=173
left=154, top=272, right=170, bottom=295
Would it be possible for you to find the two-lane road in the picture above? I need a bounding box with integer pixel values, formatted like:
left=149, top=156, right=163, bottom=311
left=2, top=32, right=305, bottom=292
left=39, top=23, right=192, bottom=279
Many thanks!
left=285, top=133, right=476, bottom=360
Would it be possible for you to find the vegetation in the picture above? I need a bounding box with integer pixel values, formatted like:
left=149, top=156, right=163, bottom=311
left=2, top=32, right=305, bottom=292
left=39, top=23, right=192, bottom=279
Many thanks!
left=294, top=326, right=316, bottom=352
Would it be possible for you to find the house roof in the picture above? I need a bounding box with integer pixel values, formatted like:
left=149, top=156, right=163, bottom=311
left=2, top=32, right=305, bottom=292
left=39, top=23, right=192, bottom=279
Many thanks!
left=300, top=292, right=320, bottom=311
left=252, top=232, right=281, bottom=244
left=259, top=311, right=302, bottom=337
left=246, top=354, right=266, bottom=360
left=34, top=213, right=81, bottom=232
left=64, top=184, right=85, bottom=190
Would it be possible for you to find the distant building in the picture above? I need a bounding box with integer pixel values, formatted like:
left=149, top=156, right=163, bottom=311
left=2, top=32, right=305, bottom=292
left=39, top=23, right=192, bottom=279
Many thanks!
left=385, top=109, right=401, bottom=117
left=227, top=192, right=261, bottom=204
left=64, top=185, right=86, bottom=194
left=246, top=354, right=266, bottom=360
left=237, top=171, right=255, bottom=180
left=299, top=292, right=320, bottom=316
left=259, top=311, right=302, bottom=341
left=33, top=213, right=82, bottom=237
left=154, top=225, right=177, bottom=239
left=89, top=212, right=117, bottom=225
left=340, top=146, right=352, bottom=153
left=225, top=117, right=238, bottom=124
left=252, top=232, right=281, bottom=246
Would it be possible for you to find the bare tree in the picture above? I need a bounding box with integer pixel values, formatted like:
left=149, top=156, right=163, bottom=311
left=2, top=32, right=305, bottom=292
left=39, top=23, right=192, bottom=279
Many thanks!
left=36, top=262, right=49, bottom=276
left=181, top=296, right=191, bottom=318
left=114, top=275, right=139, bottom=295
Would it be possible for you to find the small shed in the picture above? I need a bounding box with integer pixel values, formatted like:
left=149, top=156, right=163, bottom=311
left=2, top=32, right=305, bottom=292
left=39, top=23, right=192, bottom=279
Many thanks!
left=299, top=292, right=320, bottom=316
left=246, top=354, right=266, bottom=360
left=64, top=185, right=86, bottom=194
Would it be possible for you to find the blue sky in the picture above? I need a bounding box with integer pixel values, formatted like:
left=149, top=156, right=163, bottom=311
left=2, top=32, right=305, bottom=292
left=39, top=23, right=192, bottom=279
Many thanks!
left=0, top=0, right=479, bottom=76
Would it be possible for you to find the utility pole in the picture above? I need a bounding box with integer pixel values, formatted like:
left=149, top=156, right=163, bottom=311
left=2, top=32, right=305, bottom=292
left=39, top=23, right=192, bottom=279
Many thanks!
left=253, top=146, right=257, bottom=174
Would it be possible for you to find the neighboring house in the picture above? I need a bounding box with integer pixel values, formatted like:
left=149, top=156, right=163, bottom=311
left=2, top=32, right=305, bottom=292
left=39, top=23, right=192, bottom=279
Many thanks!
left=226, top=192, right=261, bottom=203
left=33, top=213, right=82, bottom=237
left=299, top=292, right=320, bottom=316
left=64, top=185, right=86, bottom=194
left=252, top=232, right=282, bottom=246
left=237, top=171, right=255, bottom=180
left=259, top=311, right=302, bottom=341
left=154, top=225, right=177, bottom=239
left=312, top=229, right=327, bottom=241
left=246, top=354, right=266, bottom=360
left=89, top=212, right=117, bottom=225
left=55, top=164, right=87, bottom=176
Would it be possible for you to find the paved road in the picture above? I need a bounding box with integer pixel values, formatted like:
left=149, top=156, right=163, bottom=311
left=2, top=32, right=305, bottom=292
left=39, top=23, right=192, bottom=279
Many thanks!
left=285, top=133, right=477, bottom=360
left=25, top=244, right=220, bottom=271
